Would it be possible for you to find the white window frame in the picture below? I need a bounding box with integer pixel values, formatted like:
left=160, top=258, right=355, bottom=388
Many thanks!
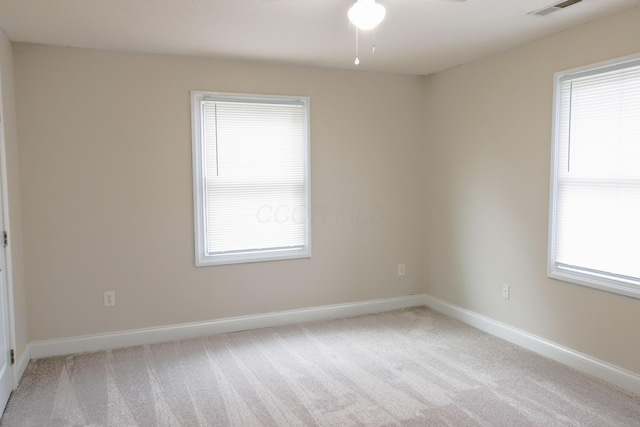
left=548, top=53, right=640, bottom=299
left=191, top=91, right=311, bottom=267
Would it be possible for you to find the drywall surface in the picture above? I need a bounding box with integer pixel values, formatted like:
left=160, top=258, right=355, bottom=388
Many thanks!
left=14, top=44, right=426, bottom=341
left=0, top=30, right=27, bottom=364
left=424, top=7, right=640, bottom=374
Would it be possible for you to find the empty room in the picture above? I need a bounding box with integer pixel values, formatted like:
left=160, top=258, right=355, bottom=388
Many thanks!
left=0, top=0, right=639, bottom=425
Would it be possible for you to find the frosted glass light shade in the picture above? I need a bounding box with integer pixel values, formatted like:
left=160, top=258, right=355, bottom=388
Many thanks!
left=348, top=0, right=386, bottom=30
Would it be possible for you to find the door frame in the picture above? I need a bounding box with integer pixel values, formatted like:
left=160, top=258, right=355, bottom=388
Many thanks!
left=0, top=90, right=18, bottom=390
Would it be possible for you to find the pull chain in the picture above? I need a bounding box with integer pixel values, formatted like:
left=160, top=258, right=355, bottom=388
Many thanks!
left=373, top=29, right=376, bottom=54
left=354, top=29, right=360, bottom=65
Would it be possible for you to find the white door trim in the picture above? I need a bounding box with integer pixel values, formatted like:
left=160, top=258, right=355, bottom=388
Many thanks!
left=0, top=91, right=17, bottom=390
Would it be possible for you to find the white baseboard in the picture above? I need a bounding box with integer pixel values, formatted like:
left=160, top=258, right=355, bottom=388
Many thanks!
left=13, top=343, right=31, bottom=389
left=22, top=293, right=640, bottom=398
left=421, top=294, right=640, bottom=397
left=29, top=294, right=425, bottom=360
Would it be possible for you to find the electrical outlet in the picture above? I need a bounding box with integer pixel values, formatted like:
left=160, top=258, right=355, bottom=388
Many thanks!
left=104, top=291, right=115, bottom=307
left=502, top=284, right=510, bottom=300
left=398, top=264, right=406, bottom=276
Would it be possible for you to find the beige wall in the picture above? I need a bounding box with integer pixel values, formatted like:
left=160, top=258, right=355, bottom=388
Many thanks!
left=424, top=7, right=640, bottom=374
left=11, top=5, right=640, bottom=378
left=0, top=30, right=27, bottom=363
left=13, top=44, right=427, bottom=341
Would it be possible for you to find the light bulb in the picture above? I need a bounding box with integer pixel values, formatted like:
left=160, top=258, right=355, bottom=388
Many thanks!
left=355, top=57, right=360, bottom=65
left=348, top=0, right=386, bottom=31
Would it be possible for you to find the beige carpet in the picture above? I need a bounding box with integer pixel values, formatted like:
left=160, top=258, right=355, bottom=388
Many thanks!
left=2, top=307, right=640, bottom=426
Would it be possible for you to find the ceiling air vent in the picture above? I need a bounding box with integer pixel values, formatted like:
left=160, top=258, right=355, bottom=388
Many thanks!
left=529, top=0, right=583, bottom=17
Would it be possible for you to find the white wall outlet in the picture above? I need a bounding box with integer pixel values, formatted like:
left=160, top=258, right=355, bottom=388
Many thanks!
left=104, top=291, right=115, bottom=307
left=398, top=264, right=406, bottom=276
left=502, top=284, right=510, bottom=300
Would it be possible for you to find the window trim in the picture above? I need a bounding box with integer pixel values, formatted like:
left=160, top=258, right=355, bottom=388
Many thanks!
left=548, top=53, right=640, bottom=299
left=191, top=91, right=311, bottom=267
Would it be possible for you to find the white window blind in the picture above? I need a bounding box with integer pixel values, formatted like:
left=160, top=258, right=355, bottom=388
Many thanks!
left=550, top=57, right=640, bottom=297
left=191, top=92, right=311, bottom=266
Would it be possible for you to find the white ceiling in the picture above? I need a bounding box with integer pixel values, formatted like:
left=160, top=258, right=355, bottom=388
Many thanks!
left=0, top=0, right=638, bottom=75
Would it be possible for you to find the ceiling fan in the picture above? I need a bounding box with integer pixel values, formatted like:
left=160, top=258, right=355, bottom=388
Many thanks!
left=348, top=0, right=467, bottom=65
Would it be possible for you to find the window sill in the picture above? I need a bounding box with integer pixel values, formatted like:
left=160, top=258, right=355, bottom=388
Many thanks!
left=549, top=268, right=640, bottom=300
left=196, top=247, right=311, bottom=267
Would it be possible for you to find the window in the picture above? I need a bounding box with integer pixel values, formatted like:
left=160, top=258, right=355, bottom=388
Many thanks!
left=191, top=91, right=311, bottom=266
left=549, top=55, right=640, bottom=299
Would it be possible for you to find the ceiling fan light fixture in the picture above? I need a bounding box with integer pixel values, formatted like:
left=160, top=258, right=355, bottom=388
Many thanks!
left=348, top=0, right=386, bottom=30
